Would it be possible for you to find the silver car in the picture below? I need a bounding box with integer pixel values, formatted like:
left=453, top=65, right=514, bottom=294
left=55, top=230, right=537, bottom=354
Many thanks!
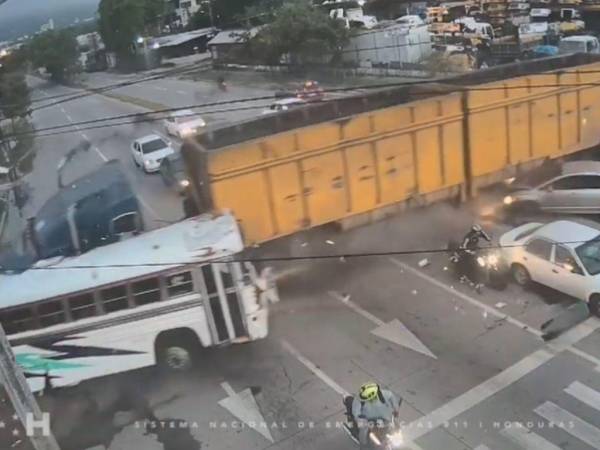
left=503, top=160, right=600, bottom=215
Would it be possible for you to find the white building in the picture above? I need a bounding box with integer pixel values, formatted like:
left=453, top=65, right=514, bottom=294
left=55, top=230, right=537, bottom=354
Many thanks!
left=176, top=0, right=203, bottom=28
left=40, top=18, right=55, bottom=33
left=343, top=22, right=432, bottom=66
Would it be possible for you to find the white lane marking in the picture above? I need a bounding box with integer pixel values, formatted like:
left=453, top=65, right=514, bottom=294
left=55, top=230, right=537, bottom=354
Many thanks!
left=176, top=90, right=186, bottom=95
left=329, top=291, right=383, bottom=325
left=281, top=339, right=349, bottom=397
left=500, top=424, right=562, bottom=450
left=81, top=133, right=90, bottom=141
left=218, top=382, right=274, bottom=442
left=564, top=381, right=600, bottom=412
left=389, top=258, right=542, bottom=337
left=401, top=348, right=555, bottom=443
left=474, top=446, right=491, bottom=450
left=153, top=86, right=167, bottom=92
left=280, top=339, right=426, bottom=450
left=329, top=291, right=436, bottom=359
left=548, top=317, right=600, bottom=370
left=535, top=401, right=600, bottom=449
left=93, top=147, right=108, bottom=162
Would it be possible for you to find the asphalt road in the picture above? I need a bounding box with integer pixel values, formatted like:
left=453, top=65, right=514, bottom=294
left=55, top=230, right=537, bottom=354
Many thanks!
left=30, top=200, right=600, bottom=450
left=22, top=76, right=184, bottom=230
left=8, top=76, right=600, bottom=450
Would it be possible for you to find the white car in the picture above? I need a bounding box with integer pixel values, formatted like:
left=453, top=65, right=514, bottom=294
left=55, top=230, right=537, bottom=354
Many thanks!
left=262, top=98, right=307, bottom=115
left=500, top=220, right=600, bottom=316
left=164, top=109, right=206, bottom=138
left=131, top=134, right=176, bottom=173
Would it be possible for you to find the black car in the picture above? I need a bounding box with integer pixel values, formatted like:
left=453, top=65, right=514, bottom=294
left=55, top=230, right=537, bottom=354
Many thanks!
left=159, top=153, right=189, bottom=195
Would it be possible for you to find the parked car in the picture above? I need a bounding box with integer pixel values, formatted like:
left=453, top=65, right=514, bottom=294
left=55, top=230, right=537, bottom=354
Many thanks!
left=503, top=160, right=600, bottom=216
left=164, top=109, right=206, bottom=138
left=159, top=153, right=189, bottom=194
left=262, top=97, right=307, bottom=115
left=131, top=134, right=175, bottom=173
left=500, top=220, right=600, bottom=315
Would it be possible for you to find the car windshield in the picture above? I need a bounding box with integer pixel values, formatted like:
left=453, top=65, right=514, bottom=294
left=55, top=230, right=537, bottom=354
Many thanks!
left=141, top=138, right=167, bottom=154
left=575, top=236, right=600, bottom=275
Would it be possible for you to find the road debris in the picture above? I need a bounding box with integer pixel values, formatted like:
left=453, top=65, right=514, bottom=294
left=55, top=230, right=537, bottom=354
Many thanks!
left=411, top=289, right=417, bottom=295
left=495, top=302, right=507, bottom=309
left=325, top=240, right=335, bottom=245
left=418, top=258, right=430, bottom=268
left=301, top=242, right=308, bottom=247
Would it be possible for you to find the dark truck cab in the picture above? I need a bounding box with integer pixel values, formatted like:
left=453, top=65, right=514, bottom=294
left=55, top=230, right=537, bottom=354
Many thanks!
left=28, top=160, right=143, bottom=260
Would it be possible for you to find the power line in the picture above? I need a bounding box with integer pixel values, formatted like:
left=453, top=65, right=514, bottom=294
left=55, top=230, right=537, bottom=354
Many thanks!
left=11, top=78, right=600, bottom=140
left=0, top=239, right=595, bottom=272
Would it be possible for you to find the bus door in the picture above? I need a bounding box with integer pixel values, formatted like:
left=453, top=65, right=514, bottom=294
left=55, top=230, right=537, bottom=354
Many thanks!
left=201, top=263, right=247, bottom=344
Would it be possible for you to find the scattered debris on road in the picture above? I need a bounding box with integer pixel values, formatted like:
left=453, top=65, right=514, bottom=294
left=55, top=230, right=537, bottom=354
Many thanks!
left=418, top=258, right=430, bottom=268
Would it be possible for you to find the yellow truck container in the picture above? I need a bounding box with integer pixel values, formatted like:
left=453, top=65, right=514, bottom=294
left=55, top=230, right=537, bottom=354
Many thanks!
left=183, top=54, right=600, bottom=244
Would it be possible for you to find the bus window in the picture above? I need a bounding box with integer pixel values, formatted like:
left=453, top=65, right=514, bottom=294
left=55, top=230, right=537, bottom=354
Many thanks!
left=201, top=264, right=229, bottom=342
left=38, top=301, right=65, bottom=327
left=166, top=271, right=194, bottom=297
left=0, top=308, right=36, bottom=334
left=69, top=293, right=97, bottom=320
left=132, top=278, right=161, bottom=305
left=221, top=265, right=234, bottom=289
left=101, top=285, right=129, bottom=313
left=202, top=264, right=217, bottom=295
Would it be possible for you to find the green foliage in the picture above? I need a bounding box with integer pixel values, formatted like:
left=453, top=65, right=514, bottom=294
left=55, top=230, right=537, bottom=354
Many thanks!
left=29, top=29, right=79, bottom=82
left=0, top=72, right=30, bottom=119
left=251, top=0, right=349, bottom=65
left=98, top=0, right=169, bottom=57
left=98, top=0, right=145, bottom=57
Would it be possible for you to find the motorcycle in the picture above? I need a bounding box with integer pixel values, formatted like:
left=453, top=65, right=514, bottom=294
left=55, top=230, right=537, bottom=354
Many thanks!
left=447, top=227, right=508, bottom=292
left=343, top=397, right=407, bottom=449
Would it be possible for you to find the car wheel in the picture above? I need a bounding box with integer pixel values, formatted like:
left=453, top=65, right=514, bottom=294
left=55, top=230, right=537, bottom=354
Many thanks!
left=511, top=264, right=531, bottom=287
left=589, top=295, right=600, bottom=317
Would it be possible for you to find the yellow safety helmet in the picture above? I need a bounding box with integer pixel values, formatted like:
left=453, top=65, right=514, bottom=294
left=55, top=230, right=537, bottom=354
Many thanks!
left=359, top=382, right=379, bottom=401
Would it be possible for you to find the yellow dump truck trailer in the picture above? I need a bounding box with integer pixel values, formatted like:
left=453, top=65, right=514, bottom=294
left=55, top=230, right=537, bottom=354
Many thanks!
left=183, top=54, right=600, bottom=244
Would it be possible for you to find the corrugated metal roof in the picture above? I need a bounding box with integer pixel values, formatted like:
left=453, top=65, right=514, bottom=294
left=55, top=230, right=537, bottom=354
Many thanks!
left=207, top=27, right=261, bottom=46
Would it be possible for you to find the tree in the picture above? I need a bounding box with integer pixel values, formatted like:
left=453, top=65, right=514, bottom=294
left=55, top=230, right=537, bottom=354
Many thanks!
left=98, top=0, right=170, bottom=59
left=0, top=49, right=34, bottom=176
left=98, top=0, right=145, bottom=58
left=29, top=29, right=79, bottom=82
left=251, top=1, right=348, bottom=65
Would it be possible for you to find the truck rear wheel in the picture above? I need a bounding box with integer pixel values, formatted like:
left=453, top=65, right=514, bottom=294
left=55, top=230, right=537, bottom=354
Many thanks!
left=589, top=295, right=600, bottom=317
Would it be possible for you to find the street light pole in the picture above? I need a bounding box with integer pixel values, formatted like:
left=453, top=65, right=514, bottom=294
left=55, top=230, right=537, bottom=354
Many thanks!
left=207, top=0, right=215, bottom=29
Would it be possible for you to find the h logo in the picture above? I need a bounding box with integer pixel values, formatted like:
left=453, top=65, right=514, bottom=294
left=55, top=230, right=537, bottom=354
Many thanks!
left=25, top=412, right=51, bottom=437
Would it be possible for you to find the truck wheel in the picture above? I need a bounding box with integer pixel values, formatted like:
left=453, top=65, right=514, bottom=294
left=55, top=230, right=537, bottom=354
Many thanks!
left=512, top=264, right=531, bottom=287
left=155, top=329, right=200, bottom=372
left=589, top=295, right=600, bottom=317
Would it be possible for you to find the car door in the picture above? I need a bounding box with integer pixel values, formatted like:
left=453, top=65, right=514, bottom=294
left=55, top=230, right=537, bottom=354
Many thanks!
left=569, top=175, right=600, bottom=214
left=537, top=175, right=584, bottom=213
left=550, top=244, right=589, bottom=299
left=132, top=142, right=142, bottom=164
left=521, top=238, right=554, bottom=283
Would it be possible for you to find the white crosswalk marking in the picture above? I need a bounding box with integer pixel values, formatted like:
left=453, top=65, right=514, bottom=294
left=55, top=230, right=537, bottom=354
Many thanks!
left=564, top=381, right=600, bottom=412
left=500, top=424, right=563, bottom=450
left=535, top=401, right=600, bottom=449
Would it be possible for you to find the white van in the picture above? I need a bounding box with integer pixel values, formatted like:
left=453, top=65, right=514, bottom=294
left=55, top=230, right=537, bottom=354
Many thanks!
left=559, top=35, right=600, bottom=55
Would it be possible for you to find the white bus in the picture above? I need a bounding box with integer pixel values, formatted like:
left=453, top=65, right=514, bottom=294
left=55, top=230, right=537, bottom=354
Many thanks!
left=0, top=213, right=278, bottom=392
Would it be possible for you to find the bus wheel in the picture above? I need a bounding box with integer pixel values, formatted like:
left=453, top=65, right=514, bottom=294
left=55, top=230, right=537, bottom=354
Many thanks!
left=155, top=329, right=199, bottom=372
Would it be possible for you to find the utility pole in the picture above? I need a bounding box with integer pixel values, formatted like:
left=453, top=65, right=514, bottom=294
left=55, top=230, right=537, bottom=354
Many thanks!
left=0, top=323, right=61, bottom=450
left=207, top=0, right=215, bottom=29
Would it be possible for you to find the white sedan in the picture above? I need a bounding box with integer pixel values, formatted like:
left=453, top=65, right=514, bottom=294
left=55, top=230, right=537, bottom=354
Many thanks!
left=164, top=109, right=206, bottom=138
left=500, top=220, right=600, bottom=316
left=131, top=134, right=176, bottom=173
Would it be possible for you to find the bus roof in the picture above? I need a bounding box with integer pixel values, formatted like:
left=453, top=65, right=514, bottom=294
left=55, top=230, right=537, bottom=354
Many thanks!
left=0, top=213, right=243, bottom=308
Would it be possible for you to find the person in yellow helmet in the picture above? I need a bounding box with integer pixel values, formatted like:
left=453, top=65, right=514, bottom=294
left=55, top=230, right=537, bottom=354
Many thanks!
left=343, top=382, right=402, bottom=445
